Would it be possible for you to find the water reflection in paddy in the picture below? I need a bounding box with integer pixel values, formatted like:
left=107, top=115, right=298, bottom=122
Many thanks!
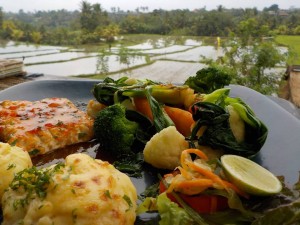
left=25, top=54, right=147, bottom=76
left=0, top=42, right=66, bottom=54
left=2, top=50, right=63, bottom=60
left=152, top=46, right=225, bottom=62
left=0, top=37, right=228, bottom=77
left=24, top=52, right=99, bottom=64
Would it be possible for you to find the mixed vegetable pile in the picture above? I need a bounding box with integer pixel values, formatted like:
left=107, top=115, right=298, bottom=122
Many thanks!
left=89, top=68, right=299, bottom=224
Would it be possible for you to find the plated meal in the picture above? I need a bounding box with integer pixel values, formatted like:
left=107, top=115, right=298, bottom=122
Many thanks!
left=0, top=71, right=300, bottom=225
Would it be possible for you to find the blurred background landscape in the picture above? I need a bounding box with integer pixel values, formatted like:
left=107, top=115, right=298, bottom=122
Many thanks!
left=0, top=1, right=300, bottom=98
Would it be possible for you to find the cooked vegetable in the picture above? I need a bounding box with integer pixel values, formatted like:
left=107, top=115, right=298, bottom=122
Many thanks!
left=189, top=88, right=268, bottom=157
left=164, top=149, right=248, bottom=198
left=92, top=76, right=195, bottom=110
left=93, top=103, right=154, bottom=157
left=143, top=126, right=189, bottom=170
left=133, top=97, right=153, bottom=121
left=159, top=180, right=229, bottom=214
left=184, top=66, right=232, bottom=94
left=156, top=192, right=195, bottom=225
left=163, top=105, right=194, bottom=137
left=144, top=89, right=174, bottom=132
left=138, top=149, right=262, bottom=224
left=93, top=77, right=177, bottom=134
left=86, top=99, right=107, bottom=119
left=134, top=97, right=194, bottom=137
left=227, top=105, right=245, bottom=143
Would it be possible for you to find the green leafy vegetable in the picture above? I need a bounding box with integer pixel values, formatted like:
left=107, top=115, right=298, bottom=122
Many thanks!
left=145, top=87, right=174, bottom=132
left=189, top=88, right=268, bottom=157
left=92, top=76, right=157, bottom=106
left=113, top=152, right=144, bottom=178
left=93, top=76, right=193, bottom=106
left=184, top=66, right=232, bottom=93
left=251, top=199, right=300, bottom=225
left=250, top=178, right=300, bottom=225
left=139, top=182, right=160, bottom=201
left=92, top=77, right=175, bottom=133
left=157, top=193, right=195, bottom=225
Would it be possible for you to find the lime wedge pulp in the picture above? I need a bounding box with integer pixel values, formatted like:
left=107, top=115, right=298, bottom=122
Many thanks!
left=221, top=155, right=282, bottom=196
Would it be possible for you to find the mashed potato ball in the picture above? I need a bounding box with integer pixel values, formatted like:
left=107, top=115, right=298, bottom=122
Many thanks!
left=0, top=142, right=32, bottom=201
left=2, top=153, right=137, bottom=225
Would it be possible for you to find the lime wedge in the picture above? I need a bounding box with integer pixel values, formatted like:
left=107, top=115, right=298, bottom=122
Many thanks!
left=221, top=155, right=282, bottom=196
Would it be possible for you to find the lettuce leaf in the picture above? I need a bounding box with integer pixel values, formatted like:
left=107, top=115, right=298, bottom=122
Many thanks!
left=137, top=177, right=300, bottom=225
left=157, top=192, right=195, bottom=225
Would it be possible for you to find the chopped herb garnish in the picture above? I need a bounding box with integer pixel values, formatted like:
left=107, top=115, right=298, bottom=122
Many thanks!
left=29, top=149, right=40, bottom=156
left=57, top=120, right=64, bottom=126
left=10, top=139, right=18, bottom=146
left=78, top=132, right=87, bottom=139
left=113, top=152, right=144, bottom=178
left=72, top=208, right=78, bottom=223
left=123, top=195, right=133, bottom=211
left=7, top=163, right=16, bottom=170
left=138, top=182, right=159, bottom=201
left=104, top=190, right=112, bottom=199
left=9, top=163, right=65, bottom=210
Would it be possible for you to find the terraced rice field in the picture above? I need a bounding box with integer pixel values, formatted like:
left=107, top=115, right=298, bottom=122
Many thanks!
left=1, top=36, right=285, bottom=83
left=0, top=37, right=210, bottom=82
left=109, top=60, right=205, bottom=83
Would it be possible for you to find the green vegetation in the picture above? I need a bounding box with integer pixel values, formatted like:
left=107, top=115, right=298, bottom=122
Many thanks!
left=1, top=2, right=299, bottom=95
left=93, top=103, right=140, bottom=156
left=184, top=66, right=232, bottom=93
left=1, top=3, right=300, bottom=46
left=189, top=88, right=268, bottom=157
left=276, top=35, right=300, bottom=64
left=92, top=77, right=175, bottom=132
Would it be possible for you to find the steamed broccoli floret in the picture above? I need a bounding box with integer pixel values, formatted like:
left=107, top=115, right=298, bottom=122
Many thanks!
left=94, top=103, right=139, bottom=157
left=184, top=66, right=232, bottom=93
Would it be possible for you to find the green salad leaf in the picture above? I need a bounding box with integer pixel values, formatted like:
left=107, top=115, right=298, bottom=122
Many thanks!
left=157, top=193, right=195, bottom=225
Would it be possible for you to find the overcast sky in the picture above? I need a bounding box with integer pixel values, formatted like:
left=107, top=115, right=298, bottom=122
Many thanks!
left=0, top=0, right=299, bottom=13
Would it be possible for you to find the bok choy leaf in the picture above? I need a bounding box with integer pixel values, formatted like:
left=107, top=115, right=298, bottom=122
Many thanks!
left=190, top=88, right=268, bottom=157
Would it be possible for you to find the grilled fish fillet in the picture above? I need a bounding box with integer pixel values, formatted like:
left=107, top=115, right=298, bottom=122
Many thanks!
left=0, top=98, right=94, bottom=156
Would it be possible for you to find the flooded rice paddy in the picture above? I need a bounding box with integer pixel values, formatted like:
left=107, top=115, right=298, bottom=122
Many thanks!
left=0, top=37, right=285, bottom=82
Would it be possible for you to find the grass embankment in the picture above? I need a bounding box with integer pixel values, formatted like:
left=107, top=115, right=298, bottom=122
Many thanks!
left=275, top=35, right=300, bottom=64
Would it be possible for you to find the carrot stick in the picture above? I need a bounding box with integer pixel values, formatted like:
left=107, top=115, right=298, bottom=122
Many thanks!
left=182, top=149, right=209, bottom=161
left=177, top=166, right=192, bottom=179
left=163, top=105, right=194, bottom=137
left=186, top=161, right=227, bottom=189
left=180, top=149, right=225, bottom=188
left=178, top=179, right=214, bottom=188
left=180, top=149, right=208, bottom=171
left=133, top=97, right=153, bottom=121
left=176, top=179, right=214, bottom=195
left=134, top=97, right=194, bottom=137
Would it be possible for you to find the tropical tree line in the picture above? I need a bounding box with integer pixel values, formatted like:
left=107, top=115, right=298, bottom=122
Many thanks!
left=0, top=2, right=300, bottom=45
left=0, top=2, right=298, bottom=95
